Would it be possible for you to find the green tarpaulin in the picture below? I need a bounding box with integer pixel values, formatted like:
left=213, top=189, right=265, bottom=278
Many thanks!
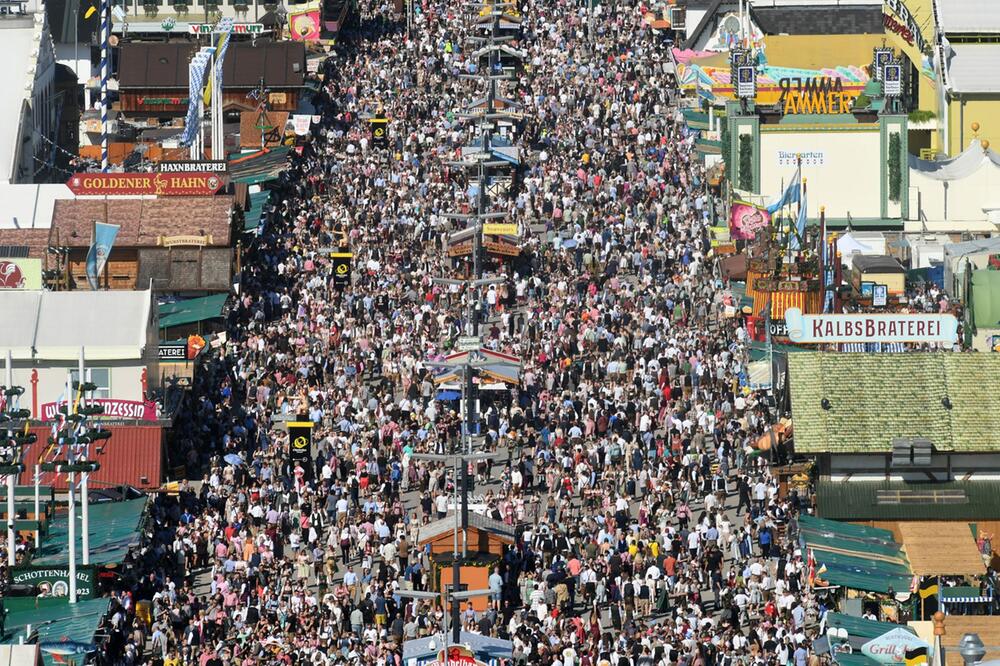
left=31, top=497, right=147, bottom=567
left=229, top=146, right=291, bottom=184
left=972, top=270, right=1000, bottom=330
left=3, top=596, right=109, bottom=665
left=799, top=515, right=913, bottom=594
left=243, top=190, right=272, bottom=232
left=159, top=294, right=229, bottom=329
left=825, top=612, right=916, bottom=640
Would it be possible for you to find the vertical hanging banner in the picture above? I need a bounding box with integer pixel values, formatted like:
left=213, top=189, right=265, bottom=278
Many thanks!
left=331, top=252, right=352, bottom=289
left=369, top=116, right=389, bottom=147
left=287, top=421, right=313, bottom=464
left=86, top=222, right=120, bottom=290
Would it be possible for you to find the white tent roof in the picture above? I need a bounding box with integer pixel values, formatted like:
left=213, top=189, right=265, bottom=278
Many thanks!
left=937, top=0, right=1000, bottom=33
left=837, top=233, right=873, bottom=256
left=943, top=43, right=1000, bottom=95
left=0, top=289, right=153, bottom=360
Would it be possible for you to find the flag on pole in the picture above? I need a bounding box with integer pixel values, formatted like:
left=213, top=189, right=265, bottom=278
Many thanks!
left=85, top=222, right=120, bottom=290
left=765, top=165, right=801, bottom=214
left=789, top=187, right=807, bottom=251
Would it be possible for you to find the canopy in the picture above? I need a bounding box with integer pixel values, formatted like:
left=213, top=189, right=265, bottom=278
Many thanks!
left=799, top=514, right=913, bottom=594
left=243, top=190, right=272, bottom=232
left=825, top=612, right=917, bottom=640
left=229, top=146, right=292, bottom=185
left=2, top=596, right=110, bottom=665
left=0, top=289, right=153, bottom=361
left=837, top=232, right=873, bottom=256
left=159, top=294, right=229, bottom=329
left=898, top=521, right=986, bottom=576
left=31, top=497, right=147, bottom=567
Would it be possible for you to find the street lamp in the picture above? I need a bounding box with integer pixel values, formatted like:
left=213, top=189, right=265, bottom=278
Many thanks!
left=959, top=634, right=986, bottom=666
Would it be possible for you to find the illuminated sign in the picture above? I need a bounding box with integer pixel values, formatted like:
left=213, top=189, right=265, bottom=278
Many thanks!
left=780, top=78, right=859, bottom=114
left=784, top=308, right=958, bottom=344
left=66, top=173, right=224, bottom=196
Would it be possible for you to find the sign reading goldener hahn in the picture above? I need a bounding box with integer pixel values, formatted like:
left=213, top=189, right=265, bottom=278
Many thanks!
left=66, top=173, right=224, bottom=196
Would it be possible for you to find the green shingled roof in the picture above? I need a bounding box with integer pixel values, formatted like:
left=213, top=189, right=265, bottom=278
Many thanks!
left=788, top=353, right=1000, bottom=453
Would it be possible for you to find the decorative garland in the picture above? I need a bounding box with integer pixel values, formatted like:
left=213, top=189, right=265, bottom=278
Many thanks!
left=739, top=134, right=753, bottom=191
left=888, top=133, right=901, bottom=203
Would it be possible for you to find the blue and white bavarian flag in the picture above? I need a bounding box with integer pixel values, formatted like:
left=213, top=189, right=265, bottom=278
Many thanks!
left=86, top=222, right=120, bottom=290
left=766, top=165, right=801, bottom=215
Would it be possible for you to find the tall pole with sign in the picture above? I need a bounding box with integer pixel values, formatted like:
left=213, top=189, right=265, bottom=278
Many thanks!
left=99, top=0, right=110, bottom=172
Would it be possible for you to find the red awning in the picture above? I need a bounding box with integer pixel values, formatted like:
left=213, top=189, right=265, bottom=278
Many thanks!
left=19, top=425, right=164, bottom=491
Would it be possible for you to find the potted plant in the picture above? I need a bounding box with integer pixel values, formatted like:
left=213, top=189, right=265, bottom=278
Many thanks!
left=234, top=0, right=248, bottom=11
left=263, top=1, right=278, bottom=10
left=143, top=1, right=158, bottom=16
left=173, top=0, right=188, bottom=14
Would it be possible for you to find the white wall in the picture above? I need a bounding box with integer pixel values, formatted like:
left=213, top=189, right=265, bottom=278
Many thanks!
left=760, top=129, right=881, bottom=219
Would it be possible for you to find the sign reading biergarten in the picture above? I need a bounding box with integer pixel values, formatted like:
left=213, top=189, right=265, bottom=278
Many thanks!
left=784, top=308, right=959, bottom=344
left=66, top=173, right=224, bottom=196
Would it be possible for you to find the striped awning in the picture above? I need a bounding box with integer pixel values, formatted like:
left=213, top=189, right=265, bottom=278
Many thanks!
left=941, top=594, right=992, bottom=603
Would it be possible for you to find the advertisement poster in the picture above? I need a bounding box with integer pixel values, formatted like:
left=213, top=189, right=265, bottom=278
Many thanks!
left=861, top=628, right=929, bottom=664
left=289, top=2, right=321, bottom=41
left=730, top=201, right=771, bottom=240
left=0, top=258, right=41, bottom=289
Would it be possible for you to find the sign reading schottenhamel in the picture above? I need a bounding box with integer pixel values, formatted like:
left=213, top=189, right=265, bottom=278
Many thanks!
left=784, top=308, right=959, bottom=344
left=158, top=160, right=228, bottom=174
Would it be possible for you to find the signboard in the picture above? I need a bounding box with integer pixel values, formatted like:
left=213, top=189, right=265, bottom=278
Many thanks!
left=779, top=151, right=824, bottom=167
left=884, top=64, right=902, bottom=96
left=861, top=628, right=929, bottom=664
left=331, top=252, right=352, bottom=288
left=873, top=48, right=893, bottom=81
left=292, top=114, right=312, bottom=136
left=159, top=341, right=199, bottom=361
left=287, top=421, right=313, bottom=465
left=457, top=336, right=481, bottom=352
left=484, top=240, right=519, bottom=256
left=137, top=96, right=189, bottom=106
left=753, top=278, right=818, bottom=293
left=0, top=258, right=41, bottom=289
left=369, top=117, right=389, bottom=146
left=482, top=223, right=519, bottom=236
left=66, top=173, right=224, bottom=196
left=784, top=308, right=959, bottom=344
left=883, top=0, right=928, bottom=53
left=779, top=78, right=858, bottom=115
left=736, top=65, right=756, bottom=98
left=40, top=399, right=157, bottom=422
left=159, top=235, right=213, bottom=247
left=873, top=284, right=889, bottom=307
left=769, top=319, right=788, bottom=338
left=11, top=565, right=97, bottom=599
left=159, top=160, right=227, bottom=173
left=730, top=201, right=771, bottom=240
left=189, top=22, right=263, bottom=34
left=448, top=242, right=473, bottom=257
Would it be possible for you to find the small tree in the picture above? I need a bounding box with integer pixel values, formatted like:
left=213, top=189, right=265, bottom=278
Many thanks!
left=739, top=134, right=753, bottom=191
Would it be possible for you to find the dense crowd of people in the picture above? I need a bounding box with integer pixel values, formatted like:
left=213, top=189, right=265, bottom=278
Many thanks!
left=98, top=1, right=826, bottom=665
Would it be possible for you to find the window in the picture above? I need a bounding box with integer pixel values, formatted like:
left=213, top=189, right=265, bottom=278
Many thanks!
left=70, top=368, right=111, bottom=400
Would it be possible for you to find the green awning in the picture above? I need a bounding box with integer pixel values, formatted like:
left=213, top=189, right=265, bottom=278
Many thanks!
left=243, top=190, right=272, bottom=232
left=972, top=270, right=1000, bottom=330
left=2, top=596, right=109, bottom=663
left=695, top=138, right=722, bottom=155
left=682, top=109, right=710, bottom=130
left=31, top=497, right=147, bottom=567
left=825, top=612, right=917, bottom=640
left=941, top=585, right=985, bottom=600
left=229, top=146, right=292, bottom=184
left=834, top=653, right=882, bottom=666
left=818, top=480, right=1000, bottom=521
left=159, top=294, right=229, bottom=329
left=800, top=514, right=913, bottom=594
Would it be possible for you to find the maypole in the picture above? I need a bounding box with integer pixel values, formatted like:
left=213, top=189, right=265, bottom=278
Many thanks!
left=100, top=0, right=110, bottom=172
